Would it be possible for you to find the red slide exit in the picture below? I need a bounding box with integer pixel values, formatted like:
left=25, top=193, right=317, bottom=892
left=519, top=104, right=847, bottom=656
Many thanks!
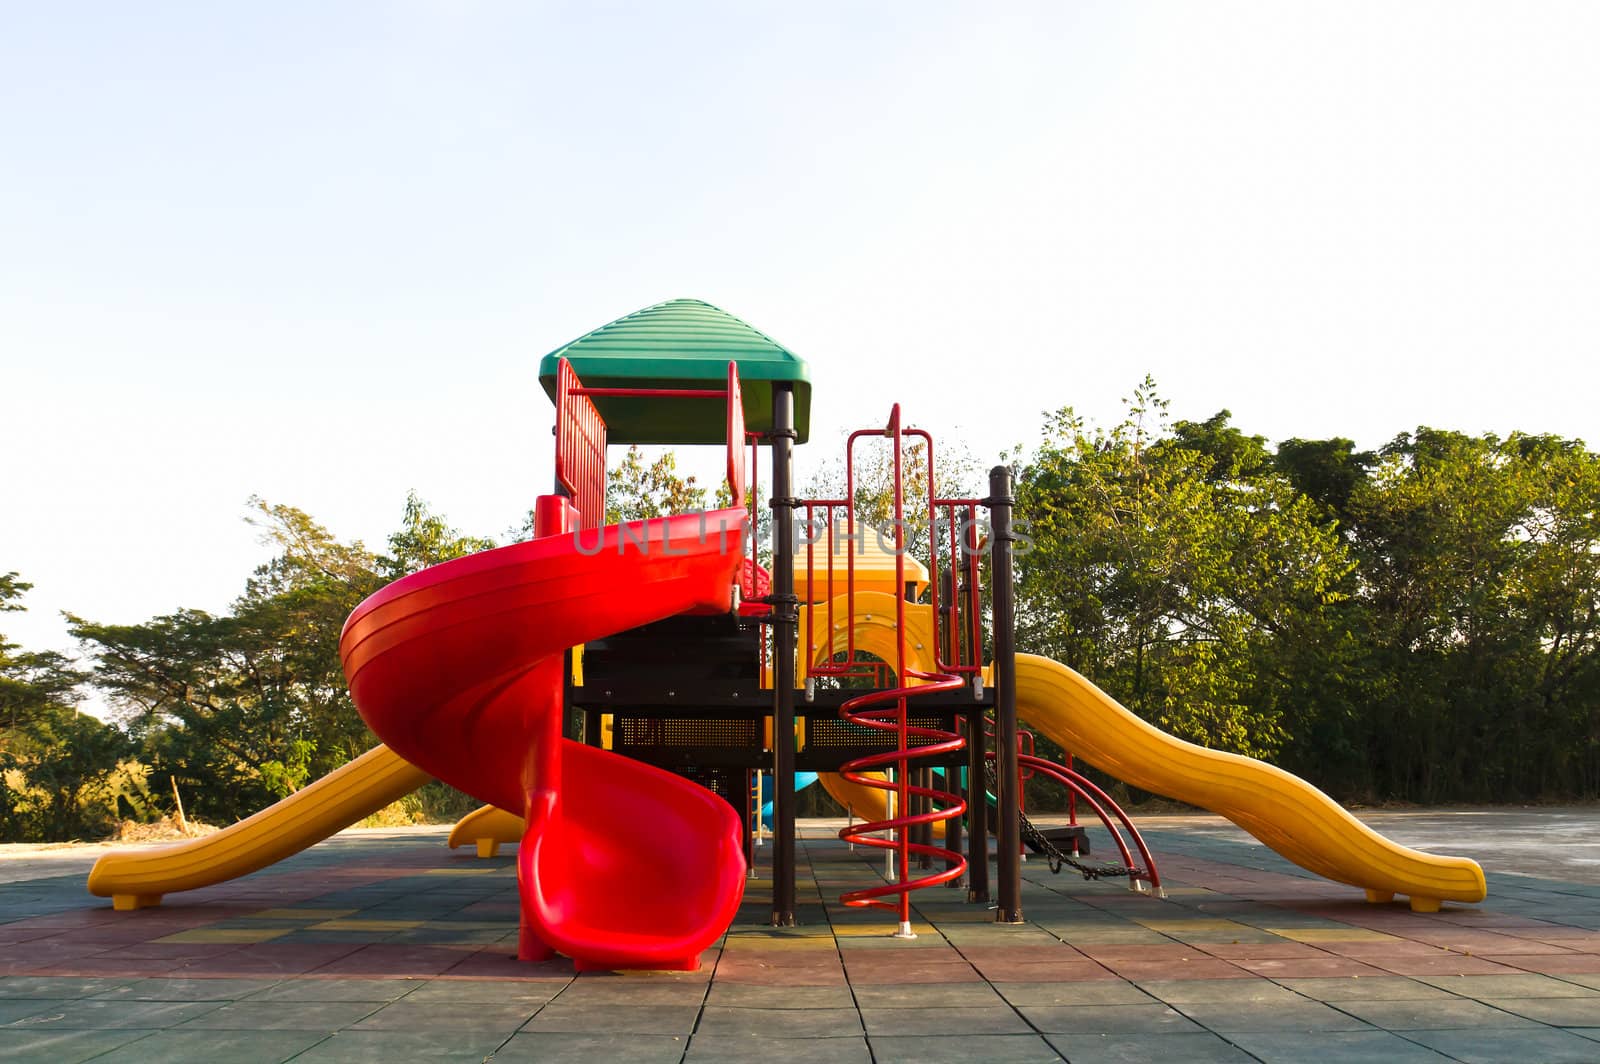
left=339, top=507, right=749, bottom=971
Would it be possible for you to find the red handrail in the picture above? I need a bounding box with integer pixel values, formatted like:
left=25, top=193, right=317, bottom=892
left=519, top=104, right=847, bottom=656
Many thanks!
left=1004, top=751, right=1162, bottom=893
left=832, top=405, right=967, bottom=933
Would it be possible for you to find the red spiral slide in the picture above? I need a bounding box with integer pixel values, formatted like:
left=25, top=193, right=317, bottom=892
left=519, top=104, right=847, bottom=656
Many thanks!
left=338, top=506, right=749, bottom=971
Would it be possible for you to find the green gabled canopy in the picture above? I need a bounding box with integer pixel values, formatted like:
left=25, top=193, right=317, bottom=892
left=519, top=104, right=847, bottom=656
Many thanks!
left=538, top=298, right=812, bottom=445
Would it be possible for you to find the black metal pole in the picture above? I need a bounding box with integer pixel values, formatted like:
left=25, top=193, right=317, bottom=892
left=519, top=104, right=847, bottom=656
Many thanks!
left=989, top=465, right=1023, bottom=923
left=966, top=714, right=990, bottom=904
left=769, top=383, right=799, bottom=926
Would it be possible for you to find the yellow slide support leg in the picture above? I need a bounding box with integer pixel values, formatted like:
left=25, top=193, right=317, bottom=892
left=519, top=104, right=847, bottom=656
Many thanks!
left=448, top=805, right=526, bottom=858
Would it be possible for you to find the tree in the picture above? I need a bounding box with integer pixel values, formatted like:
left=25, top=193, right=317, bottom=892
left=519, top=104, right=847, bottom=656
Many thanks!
left=1347, top=428, right=1600, bottom=799
left=382, top=490, right=497, bottom=579
left=0, top=573, right=84, bottom=731
left=72, top=495, right=496, bottom=824
left=801, top=433, right=983, bottom=573
left=0, top=574, right=127, bottom=841
left=1274, top=437, right=1376, bottom=527
left=1013, top=379, right=1353, bottom=761
left=512, top=446, right=714, bottom=539
left=1165, top=411, right=1272, bottom=483
left=3, top=706, right=131, bottom=840
left=604, top=447, right=711, bottom=524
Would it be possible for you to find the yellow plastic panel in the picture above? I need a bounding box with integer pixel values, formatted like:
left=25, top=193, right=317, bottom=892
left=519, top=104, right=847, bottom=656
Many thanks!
left=447, top=804, right=526, bottom=856
left=1011, top=653, right=1485, bottom=908
left=88, top=745, right=430, bottom=905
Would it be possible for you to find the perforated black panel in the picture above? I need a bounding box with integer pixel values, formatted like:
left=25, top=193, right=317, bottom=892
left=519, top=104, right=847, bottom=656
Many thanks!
left=676, top=766, right=745, bottom=807
left=614, top=717, right=762, bottom=751
left=803, top=715, right=949, bottom=752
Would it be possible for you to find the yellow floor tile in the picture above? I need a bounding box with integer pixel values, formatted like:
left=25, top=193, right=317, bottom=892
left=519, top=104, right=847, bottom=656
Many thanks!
left=1133, top=918, right=1250, bottom=932
left=157, top=927, right=291, bottom=944
left=720, top=936, right=837, bottom=951
left=245, top=908, right=356, bottom=921
left=309, top=919, right=424, bottom=932
left=421, top=920, right=510, bottom=931
left=1268, top=927, right=1398, bottom=942
left=833, top=923, right=937, bottom=938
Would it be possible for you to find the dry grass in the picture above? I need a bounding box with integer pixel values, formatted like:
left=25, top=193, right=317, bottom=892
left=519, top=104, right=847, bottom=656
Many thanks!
left=113, top=815, right=218, bottom=842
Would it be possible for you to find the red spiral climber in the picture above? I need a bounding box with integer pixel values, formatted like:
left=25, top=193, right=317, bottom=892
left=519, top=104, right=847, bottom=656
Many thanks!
left=836, top=670, right=968, bottom=929
left=812, top=406, right=980, bottom=935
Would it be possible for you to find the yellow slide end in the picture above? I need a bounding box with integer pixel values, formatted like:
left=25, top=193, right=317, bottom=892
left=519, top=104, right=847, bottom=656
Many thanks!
left=1014, top=654, right=1486, bottom=910
left=817, top=771, right=950, bottom=839
left=88, top=745, right=431, bottom=909
left=447, top=805, right=525, bottom=858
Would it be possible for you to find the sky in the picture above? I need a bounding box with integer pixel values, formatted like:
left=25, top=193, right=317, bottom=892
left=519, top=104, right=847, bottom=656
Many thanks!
left=3, top=1, right=1598, bottom=679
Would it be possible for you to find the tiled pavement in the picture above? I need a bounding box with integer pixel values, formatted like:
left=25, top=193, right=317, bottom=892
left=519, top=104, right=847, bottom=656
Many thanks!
left=3, top=820, right=1600, bottom=1062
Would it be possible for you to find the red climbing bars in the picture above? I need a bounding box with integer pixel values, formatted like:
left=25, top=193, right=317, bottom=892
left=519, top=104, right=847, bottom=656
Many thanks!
left=830, top=405, right=969, bottom=935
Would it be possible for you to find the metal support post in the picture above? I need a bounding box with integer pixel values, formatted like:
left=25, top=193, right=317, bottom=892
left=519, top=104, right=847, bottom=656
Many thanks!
left=989, top=465, right=1024, bottom=923
left=769, top=383, right=799, bottom=926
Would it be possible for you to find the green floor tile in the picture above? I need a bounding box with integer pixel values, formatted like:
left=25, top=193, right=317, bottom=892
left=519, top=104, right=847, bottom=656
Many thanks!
left=520, top=1002, right=699, bottom=1036
left=1136, top=978, right=1303, bottom=1004
left=1173, top=998, right=1375, bottom=1033
left=351, top=999, right=538, bottom=1032
left=0, top=977, right=135, bottom=1000
left=91, top=977, right=278, bottom=1002
left=992, top=980, right=1155, bottom=1006
left=851, top=982, right=1004, bottom=1008
left=174, top=999, right=385, bottom=1030
left=694, top=1004, right=861, bottom=1037
left=287, top=1029, right=509, bottom=1062
left=492, top=1031, right=686, bottom=1063
left=1329, top=996, right=1541, bottom=1030
left=1045, top=1031, right=1256, bottom=1063
left=868, top=1033, right=1064, bottom=1063
left=244, top=978, right=426, bottom=1003
left=684, top=1033, right=871, bottom=1062
left=108, top=1028, right=328, bottom=1063
left=9, top=998, right=227, bottom=1029
left=1341, top=1027, right=1597, bottom=1064
left=1019, top=1001, right=1203, bottom=1035
left=0, top=1027, right=156, bottom=1064
left=1278, top=976, right=1451, bottom=1001
left=861, top=1004, right=1031, bottom=1036
left=1475, top=995, right=1600, bottom=1025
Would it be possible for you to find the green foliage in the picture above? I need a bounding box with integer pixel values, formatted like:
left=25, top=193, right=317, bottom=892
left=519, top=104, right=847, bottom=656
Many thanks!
left=1, top=706, right=132, bottom=840
left=1341, top=429, right=1600, bottom=799
left=605, top=446, right=711, bottom=524
left=383, top=491, right=497, bottom=579
left=512, top=446, right=714, bottom=539
left=71, top=494, right=495, bottom=826
left=9, top=384, right=1600, bottom=845
left=0, top=576, right=128, bottom=841
left=802, top=435, right=982, bottom=571
left=1014, top=380, right=1351, bottom=761
left=0, top=572, right=85, bottom=731
left=1012, top=381, right=1600, bottom=803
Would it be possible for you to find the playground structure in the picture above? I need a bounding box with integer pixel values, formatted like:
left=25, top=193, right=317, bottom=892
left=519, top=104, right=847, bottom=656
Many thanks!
left=86, top=298, right=1486, bottom=970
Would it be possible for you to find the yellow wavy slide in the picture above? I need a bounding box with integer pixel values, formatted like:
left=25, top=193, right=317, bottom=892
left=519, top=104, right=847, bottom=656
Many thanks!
left=87, top=745, right=430, bottom=910
left=802, top=601, right=1484, bottom=911
left=1015, top=653, right=1485, bottom=911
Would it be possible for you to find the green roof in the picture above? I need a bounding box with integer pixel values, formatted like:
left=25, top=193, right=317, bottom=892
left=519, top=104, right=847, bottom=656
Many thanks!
left=538, top=298, right=811, bottom=445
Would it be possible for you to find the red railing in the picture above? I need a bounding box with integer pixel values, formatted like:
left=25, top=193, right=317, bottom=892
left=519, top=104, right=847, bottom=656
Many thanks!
left=819, top=406, right=970, bottom=932
left=554, top=358, right=607, bottom=530
left=1005, top=751, right=1161, bottom=894
left=555, top=357, right=749, bottom=525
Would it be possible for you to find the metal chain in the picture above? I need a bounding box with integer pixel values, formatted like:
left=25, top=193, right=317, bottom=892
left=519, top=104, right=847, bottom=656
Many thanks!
left=983, top=761, right=1137, bottom=881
